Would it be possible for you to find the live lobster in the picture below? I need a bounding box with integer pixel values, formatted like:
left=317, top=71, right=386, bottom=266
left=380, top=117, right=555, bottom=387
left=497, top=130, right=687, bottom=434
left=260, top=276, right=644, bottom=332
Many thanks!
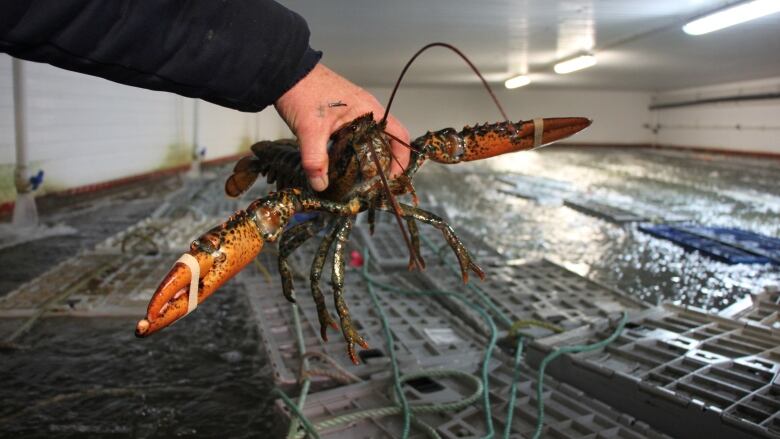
left=134, top=44, right=591, bottom=364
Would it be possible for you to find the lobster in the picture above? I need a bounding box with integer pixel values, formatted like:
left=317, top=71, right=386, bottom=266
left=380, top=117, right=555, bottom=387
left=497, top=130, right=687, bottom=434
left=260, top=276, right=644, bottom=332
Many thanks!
left=134, top=44, right=592, bottom=365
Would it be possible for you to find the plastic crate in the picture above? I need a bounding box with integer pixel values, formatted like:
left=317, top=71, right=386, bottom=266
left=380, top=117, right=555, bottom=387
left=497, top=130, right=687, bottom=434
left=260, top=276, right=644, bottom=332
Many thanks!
left=0, top=253, right=169, bottom=317
left=525, top=304, right=780, bottom=439
left=418, top=257, right=648, bottom=339
left=732, top=287, right=780, bottom=330
left=241, top=249, right=487, bottom=391
left=677, top=225, right=780, bottom=265
left=276, top=351, right=672, bottom=439
left=93, top=216, right=220, bottom=255
left=638, top=224, right=773, bottom=265
left=354, top=218, right=501, bottom=271
left=496, top=174, right=573, bottom=206
left=563, top=199, right=649, bottom=224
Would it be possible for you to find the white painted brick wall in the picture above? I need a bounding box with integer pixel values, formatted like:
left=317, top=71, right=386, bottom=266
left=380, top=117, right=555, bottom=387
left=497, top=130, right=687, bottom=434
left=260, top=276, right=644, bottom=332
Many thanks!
left=0, top=54, right=289, bottom=203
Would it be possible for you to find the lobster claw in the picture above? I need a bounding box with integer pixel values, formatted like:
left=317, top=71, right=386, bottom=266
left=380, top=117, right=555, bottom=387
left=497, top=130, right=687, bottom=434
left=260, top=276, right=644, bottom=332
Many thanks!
left=423, top=117, right=592, bottom=164
left=135, top=211, right=265, bottom=337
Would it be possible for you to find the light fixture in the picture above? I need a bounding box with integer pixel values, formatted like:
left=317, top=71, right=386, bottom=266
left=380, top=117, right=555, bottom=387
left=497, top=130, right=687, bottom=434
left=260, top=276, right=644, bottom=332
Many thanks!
left=553, top=54, right=597, bottom=74
left=504, top=75, right=531, bottom=89
left=683, top=0, right=780, bottom=36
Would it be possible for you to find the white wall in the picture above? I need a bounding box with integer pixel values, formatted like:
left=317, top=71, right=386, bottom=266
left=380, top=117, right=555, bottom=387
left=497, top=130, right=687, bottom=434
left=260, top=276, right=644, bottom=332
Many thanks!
left=0, top=56, right=14, bottom=203
left=4, top=53, right=775, bottom=206
left=0, top=55, right=289, bottom=204
left=368, top=86, right=653, bottom=145
left=650, top=77, right=780, bottom=155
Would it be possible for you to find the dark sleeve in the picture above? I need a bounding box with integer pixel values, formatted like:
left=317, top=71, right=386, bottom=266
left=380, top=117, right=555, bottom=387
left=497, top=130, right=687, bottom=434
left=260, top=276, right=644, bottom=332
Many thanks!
left=0, top=0, right=322, bottom=112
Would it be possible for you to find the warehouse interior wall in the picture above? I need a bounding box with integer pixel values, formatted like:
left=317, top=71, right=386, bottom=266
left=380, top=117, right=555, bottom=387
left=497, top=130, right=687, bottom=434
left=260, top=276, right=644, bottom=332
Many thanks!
left=368, top=86, right=653, bottom=147
left=650, top=76, right=780, bottom=155
left=1, top=53, right=778, bottom=207
left=373, top=81, right=780, bottom=157
left=0, top=55, right=289, bottom=205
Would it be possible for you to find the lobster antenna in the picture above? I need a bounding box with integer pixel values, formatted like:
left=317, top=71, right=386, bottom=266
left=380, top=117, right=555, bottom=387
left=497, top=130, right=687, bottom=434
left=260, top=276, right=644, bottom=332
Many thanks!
left=383, top=130, right=420, bottom=153
left=383, top=129, right=418, bottom=172
left=381, top=42, right=510, bottom=125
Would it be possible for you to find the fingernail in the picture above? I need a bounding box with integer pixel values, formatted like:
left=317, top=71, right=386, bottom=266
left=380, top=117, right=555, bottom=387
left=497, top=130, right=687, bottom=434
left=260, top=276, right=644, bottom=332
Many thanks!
left=309, top=175, right=328, bottom=192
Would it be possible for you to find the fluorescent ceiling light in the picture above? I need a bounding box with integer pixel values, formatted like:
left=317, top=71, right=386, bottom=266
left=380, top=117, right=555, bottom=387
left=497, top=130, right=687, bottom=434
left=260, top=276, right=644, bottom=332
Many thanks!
left=504, top=75, right=531, bottom=89
left=554, top=55, right=597, bottom=74
left=683, top=0, right=780, bottom=36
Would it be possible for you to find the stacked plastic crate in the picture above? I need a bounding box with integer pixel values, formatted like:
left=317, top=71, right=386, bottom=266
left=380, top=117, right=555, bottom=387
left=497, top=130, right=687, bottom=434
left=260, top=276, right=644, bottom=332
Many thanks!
left=255, top=212, right=682, bottom=438
left=525, top=303, right=780, bottom=438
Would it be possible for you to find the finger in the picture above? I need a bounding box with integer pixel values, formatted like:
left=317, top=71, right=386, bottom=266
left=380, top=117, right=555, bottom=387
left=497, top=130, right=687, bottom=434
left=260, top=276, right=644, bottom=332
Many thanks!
left=297, top=128, right=330, bottom=191
left=385, top=115, right=411, bottom=177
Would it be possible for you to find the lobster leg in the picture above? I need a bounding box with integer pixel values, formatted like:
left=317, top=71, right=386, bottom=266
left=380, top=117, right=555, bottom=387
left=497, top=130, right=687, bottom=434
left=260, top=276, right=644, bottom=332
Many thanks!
left=381, top=203, right=484, bottom=283
left=278, top=217, right=325, bottom=303
left=331, top=217, right=368, bottom=364
left=406, top=218, right=424, bottom=271
left=367, top=200, right=377, bottom=236
left=310, top=220, right=341, bottom=341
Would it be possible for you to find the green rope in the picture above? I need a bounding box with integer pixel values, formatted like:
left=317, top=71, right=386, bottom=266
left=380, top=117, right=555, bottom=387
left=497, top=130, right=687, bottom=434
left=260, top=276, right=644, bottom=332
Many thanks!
left=292, top=368, right=483, bottom=439
left=286, top=302, right=312, bottom=438
left=279, top=248, right=496, bottom=439
left=360, top=250, right=500, bottom=439
left=531, top=312, right=629, bottom=439
left=363, top=262, right=412, bottom=438
left=422, top=234, right=512, bottom=328
left=275, top=237, right=629, bottom=439
left=502, top=336, right=524, bottom=439
left=274, top=387, right=320, bottom=439
left=252, top=250, right=311, bottom=439
left=509, top=319, right=564, bottom=337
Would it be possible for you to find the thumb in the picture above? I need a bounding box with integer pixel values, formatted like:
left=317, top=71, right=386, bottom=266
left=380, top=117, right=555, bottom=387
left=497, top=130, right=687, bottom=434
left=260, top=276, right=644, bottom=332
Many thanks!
left=297, top=129, right=330, bottom=192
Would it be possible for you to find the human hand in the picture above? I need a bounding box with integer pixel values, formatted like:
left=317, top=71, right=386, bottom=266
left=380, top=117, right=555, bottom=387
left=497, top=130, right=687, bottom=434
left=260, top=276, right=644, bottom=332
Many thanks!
left=274, top=63, right=410, bottom=192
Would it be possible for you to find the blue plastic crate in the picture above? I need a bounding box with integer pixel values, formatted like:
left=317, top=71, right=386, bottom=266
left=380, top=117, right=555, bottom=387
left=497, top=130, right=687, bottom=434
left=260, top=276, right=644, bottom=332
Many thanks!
left=678, top=225, right=780, bottom=263
left=638, top=224, right=775, bottom=265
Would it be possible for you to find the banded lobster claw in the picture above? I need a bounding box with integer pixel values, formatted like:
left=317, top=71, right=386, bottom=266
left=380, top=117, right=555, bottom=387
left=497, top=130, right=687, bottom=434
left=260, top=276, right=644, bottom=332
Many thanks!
left=418, top=117, right=592, bottom=164
left=135, top=210, right=265, bottom=337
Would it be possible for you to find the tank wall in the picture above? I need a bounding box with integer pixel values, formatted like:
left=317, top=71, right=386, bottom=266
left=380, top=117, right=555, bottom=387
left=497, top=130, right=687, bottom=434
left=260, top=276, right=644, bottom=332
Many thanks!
left=0, top=55, right=289, bottom=203
left=650, top=76, right=780, bottom=155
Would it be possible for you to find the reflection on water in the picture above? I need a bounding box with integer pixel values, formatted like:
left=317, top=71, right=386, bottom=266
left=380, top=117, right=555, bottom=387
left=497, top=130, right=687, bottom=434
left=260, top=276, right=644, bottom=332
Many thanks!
left=415, top=146, right=780, bottom=310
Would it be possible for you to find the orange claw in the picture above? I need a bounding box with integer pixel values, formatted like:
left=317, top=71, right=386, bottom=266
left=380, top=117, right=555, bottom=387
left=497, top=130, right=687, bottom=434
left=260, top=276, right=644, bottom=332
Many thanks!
left=135, top=211, right=266, bottom=338
left=421, top=117, right=592, bottom=164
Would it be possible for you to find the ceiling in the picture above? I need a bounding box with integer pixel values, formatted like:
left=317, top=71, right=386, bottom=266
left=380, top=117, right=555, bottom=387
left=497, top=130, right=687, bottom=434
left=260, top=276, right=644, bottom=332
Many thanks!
left=279, top=0, right=780, bottom=91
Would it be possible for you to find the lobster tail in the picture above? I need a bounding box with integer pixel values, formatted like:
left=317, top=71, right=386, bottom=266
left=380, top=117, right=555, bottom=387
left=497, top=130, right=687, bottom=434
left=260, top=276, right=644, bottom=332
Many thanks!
left=225, top=155, right=262, bottom=197
left=225, top=139, right=309, bottom=197
left=419, top=117, right=591, bottom=164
